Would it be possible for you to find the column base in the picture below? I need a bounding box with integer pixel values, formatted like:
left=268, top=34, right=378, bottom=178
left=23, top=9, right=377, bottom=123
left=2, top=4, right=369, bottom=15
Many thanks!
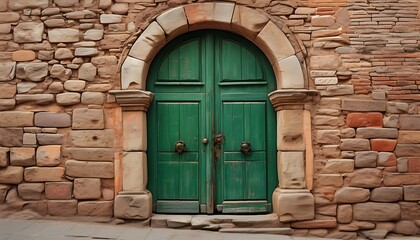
left=114, top=191, right=152, bottom=219
left=272, top=188, right=315, bottom=222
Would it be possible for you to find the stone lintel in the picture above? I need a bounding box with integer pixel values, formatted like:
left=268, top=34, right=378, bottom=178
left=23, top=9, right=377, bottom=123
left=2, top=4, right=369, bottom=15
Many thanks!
left=269, top=89, right=319, bottom=110
left=109, top=90, right=153, bottom=111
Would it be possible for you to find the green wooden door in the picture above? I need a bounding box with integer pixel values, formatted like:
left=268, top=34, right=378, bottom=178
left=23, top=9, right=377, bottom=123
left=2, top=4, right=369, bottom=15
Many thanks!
left=147, top=31, right=276, bottom=214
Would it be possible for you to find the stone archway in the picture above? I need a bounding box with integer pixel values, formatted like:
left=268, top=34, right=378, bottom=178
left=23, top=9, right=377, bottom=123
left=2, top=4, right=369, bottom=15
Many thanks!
left=110, top=2, right=318, bottom=222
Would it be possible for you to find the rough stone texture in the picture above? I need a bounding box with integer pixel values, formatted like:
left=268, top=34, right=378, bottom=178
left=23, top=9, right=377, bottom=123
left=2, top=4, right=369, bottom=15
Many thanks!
left=344, top=168, right=382, bottom=188
left=346, top=112, right=383, bottom=127
left=37, top=133, right=64, bottom=145
left=398, top=131, right=420, bottom=144
left=342, top=100, right=386, bottom=112
left=273, top=189, right=315, bottom=222
left=277, top=110, right=304, bottom=151
left=12, top=50, right=36, bottom=61
left=337, top=204, right=352, bottom=224
left=81, top=92, right=104, bottom=105
left=74, top=178, right=101, bottom=200
left=354, top=151, right=377, bottom=168
left=156, top=6, right=187, bottom=38
left=17, top=183, right=44, bottom=200
left=56, top=93, right=81, bottom=105
left=0, top=166, right=23, bottom=184
left=399, top=115, right=420, bottom=130
left=36, top=145, right=61, bottom=167
left=0, top=147, right=9, bottom=167
left=115, top=193, right=152, bottom=219
left=403, top=185, right=420, bottom=201
left=353, top=202, right=400, bottom=221
left=78, top=201, right=113, bottom=217
left=45, top=182, right=72, bottom=200
left=370, top=187, right=403, bottom=202
left=35, top=112, right=71, bottom=128
left=371, top=139, right=397, bottom=152
left=400, top=202, right=420, bottom=220
left=335, top=187, right=370, bottom=203
left=278, top=151, right=305, bottom=188
left=340, top=139, right=370, bottom=151
left=48, top=28, right=80, bottom=43
left=356, top=128, right=398, bottom=139
left=69, top=130, right=114, bottom=148
left=395, top=144, right=420, bottom=158
left=48, top=200, right=77, bottom=216
left=384, top=173, right=420, bottom=186
left=72, top=108, right=104, bottom=130
left=9, top=0, right=49, bottom=10
left=0, top=111, right=33, bottom=127
left=14, top=22, right=44, bottom=43
left=322, top=159, right=354, bottom=173
left=16, top=62, right=48, bottom=82
left=24, top=167, right=64, bottom=182
left=122, top=152, right=147, bottom=191
left=64, top=80, right=86, bottom=92
left=0, top=128, right=23, bottom=147
left=393, top=220, right=419, bottom=235
left=63, top=148, right=114, bottom=161
left=0, top=62, right=16, bottom=81
left=10, top=147, right=35, bottom=166
left=65, top=160, right=114, bottom=178
left=291, top=219, right=337, bottom=229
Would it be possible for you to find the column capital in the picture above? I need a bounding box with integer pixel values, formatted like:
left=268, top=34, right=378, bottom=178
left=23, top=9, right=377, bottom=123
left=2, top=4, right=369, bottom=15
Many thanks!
left=109, top=90, right=154, bottom=112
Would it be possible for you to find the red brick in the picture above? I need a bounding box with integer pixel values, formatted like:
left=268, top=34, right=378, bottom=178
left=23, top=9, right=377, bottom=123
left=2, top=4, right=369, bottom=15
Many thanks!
left=408, top=158, right=420, bottom=173
left=45, top=182, right=72, bottom=200
left=346, top=112, right=383, bottom=127
left=371, top=139, right=397, bottom=152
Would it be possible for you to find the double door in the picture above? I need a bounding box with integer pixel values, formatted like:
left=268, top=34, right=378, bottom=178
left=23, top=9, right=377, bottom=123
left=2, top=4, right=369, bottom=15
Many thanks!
left=147, top=31, right=276, bottom=214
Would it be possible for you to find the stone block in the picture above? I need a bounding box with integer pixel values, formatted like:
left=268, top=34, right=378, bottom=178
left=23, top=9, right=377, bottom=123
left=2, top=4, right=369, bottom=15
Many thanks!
left=69, top=130, right=114, bottom=148
left=123, top=152, right=147, bottom=191
left=62, top=148, right=114, bottom=161
left=16, top=62, right=48, bottom=82
left=315, top=77, right=338, bottom=85
left=48, top=200, right=77, bottom=216
left=393, top=220, right=418, bottom=235
left=403, top=185, right=420, bottom=201
left=10, top=147, right=35, bottom=166
left=370, top=187, right=403, bottom=202
left=13, top=22, right=43, bottom=43
left=396, top=144, right=420, bottom=157
left=400, top=202, right=420, bottom=220
left=377, top=152, right=397, bottom=167
left=78, top=201, right=113, bottom=217
left=81, top=92, right=105, bottom=105
left=156, top=6, right=187, bottom=38
left=24, top=167, right=64, bottom=182
left=84, top=29, right=104, bottom=41
left=55, top=48, right=74, bottom=60
left=74, top=178, right=101, bottom=200
left=278, top=151, right=305, bottom=189
left=17, top=183, right=44, bottom=200
left=12, top=50, right=36, bottom=61
left=114, top=192, right=152, bottom=219
left=273, top=189, right=314, bottom=222
left=75, top=47, right=99, bottom=57
left=9, top=0, right=48, bottom=10
left=0, top=128, right=23, bottom=147
left=45, top=182, right=72, bottom=200
left=342, top=99, right=386, bottom=112
left=346, top=112, right=383, bottom=127
left=311, top=16, right=335, bottom=27
left=100, top=14, right=122, bottom=24
left=322, top=159, right=354, bottom=173
left=65, top=160, right=114, bottom=178
left=277, top=110, right=304, bottom=151
left=129, top=22, right=165, bottom=63
left=0, top=84, right=16, bottom=98
left=408, top=158, right=420, bottom=172
left=320, top=145, right=340, bottom=158
left=316, top=130, right=340, bottom=144
left=320, top=85, right=354, bottom=96
left=384, top=173, right=420, bottom=186
left=35, top=112, right=71, bottom=128
left=37, top=133, right=64, bottom=145
left=399, top=115, right=420, bottom=130
left=36, top=145, right=61, bottom=167
left=371, top=139, right=397, bottom=152
left=121, top=56, right=149, bottom=89
left=398, top=131, right=420, bottom=144
left=123, top=111, right=146, bottom=151
left=16, top=94, right=54, bottom=105
left=0, top=147, right=9, bottom=167
left=72, top=108, right=104, bottom=130
left=48, top=28, right=80, bottom=43
left=184, top=2, right=234, bottom=30
left=78, top=63, right=97, bottom=81
left=355, top=151, right=377, bottom=168
left=23, top=200, right=48, bottom=216
left=54, top=0, right=79, bottom=7
left=0, top=99, right=15, bottom=110
left=56, top=92, right=81, bottom=106
left=274, top=55, right=305, bottom=89
left=356, top=128, right=398, bottom=139
left=335, top=187, right=370, bottom=203
left=0, top=62, right=16, bottom=81
left=316, top=174, right=343, bottom=187
left=291, top=219, right=337, bottom=229
left=310, top=55, right=339, bottom=70
left=337, top=204, right=352, bottom=224
left=353, top=202, right=400, bottom=221
left=110, top=3, right=128, bottom=14
left=231, top=5, right=269, bottom=39
left=344, top=168, right=382, bottom=188
left=384, top=114, right=398, bottom=128
left=0, top=111, right=33, bottom=127
left=0, top=166, right=23, bottom=184
left=256, top=21, right=295, bottom=65
left=340, top=139, right=370, bottom=151
left=0, top=12, right=20, bottom=23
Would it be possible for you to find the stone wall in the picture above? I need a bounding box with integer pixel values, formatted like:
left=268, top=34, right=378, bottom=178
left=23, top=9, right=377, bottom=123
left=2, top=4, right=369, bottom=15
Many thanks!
left=0, top=0, right=419, bottom=238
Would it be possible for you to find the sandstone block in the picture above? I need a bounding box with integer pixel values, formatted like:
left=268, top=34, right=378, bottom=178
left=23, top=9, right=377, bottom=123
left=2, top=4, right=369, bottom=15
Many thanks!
left=74, top=178, right=101, bottom=199
left=312, top=16, right=335, bottom=27
left=0, top=166, right=23, bottom=184
left=69, top=130, right=114, bottom=148
left=66, top=160, right=114, bottom=178
left=48, top=200, right=77, bottom=216
left=64, top=10, right=96, bottom=19
left=120, top=56, right=148, bottom=89
left=337, top=204, right=352, bottom=224
left=17, top=183, right=44, bottom=200
left=335, top=187, right=370, bottom=203
left=317, top=130, right=341, bottom=145
left=156, top=6, right=187, bottom=37
left=340, top=139, right=370, bottom=151
left=316, top=174, right=343, bottom=187
left=371, top=139, right=397, bottom=152
left=84, top=29, right=104, bottom=41
left=370, top=187, right=403, bottom=202
left=398, top=131, right=420, bottom=144
left=184, top=2, right=234, bottom=30
left=37, top=133, right=64, bottom=145
left=54, top=0, right=79, bottom=7
left=356, top=128, right=398, bottom=139
left=64, top=80, right=86, bottom=92
left=0, top=99, right=15, bottom=110
left=12, top=50, right=36, bottom=62
left=0, top=84, right=16, bottom=98
left=0, top=147, right=9, bottom=167
left=320, top=85, right=354, bottom=96
left=48, top=28, right=80, bottom=43
left=353, top=202, right=400, bottom=221
left=114, top=193, right=152, bottom=219
left=0, top=12, right=20, bottom=23
left=355, top=151, right=377, bottom=168
left=44, top=19, right=65, bottom=28
left=378, top=152, right=397, bottom=167
left=78, top=63, right=97, bottom=81
left=123, top=152, right=147, bottom=191
left=10, top=147, right=35, bottom=166
left=72, top=108, right=104, bottom=130
left=9, top=0, right=48, bottom=10
left=274, top=55, right=305, bottom=89
left=56, top=92, right=81, bottom=106
left=384, top=173, right=420, bottom=186
left=344, top=168, right=382, bottom=188
left=403, top=185, right=420, bottom=201
left=273, top=189, right=314, bottom=222
left=315, top=77, right=338, bottom=85
left=0, top=111, right=33, bottom=127
left=232, top=5, right=270, bottom=39
left=278, top=151, right=305, bottom=188
left=310, top=55, right=339, bottom=70
left=14, top=22, right=43, bottom=43
left=393, top=220, right=418, bottom=235
left=400, top=115, right=420, bottom=130
left=395, top=144, right=420, bottom=157
left=342, top=99, right=386, bottom=112
left=50, top=64, right=71, bottom=80
left=100, top=14, right=122, bottom=24
left=63, top=148, right=114, bottom=161
left=400, top=202, right=420, bottom=220
left=45, top=182, right=72, bottom=200
left=322, top=159, right=354, bottom=173
left=16, top=62, right=48, bottom=82
left=16, top=94, right=54, bottom=105
left=78, top=201, right=113, bottom=217
left=23, top=200, right=48, bottom=216
left=0, top=62, right=16, bottom=81
left=346, top=112, right=382, bottom=127
left=35, top=112, right=71, bottom=128
left=291, top=219, right=337, bottom=229
left=384, top=114, right=398, bottom=128
left=36, top=145, right=61, bottom=167
left=24, top=167, right=64, bottom=182
left=74, top=48, right=99, bottom=57
left=277, top=110, right=304, bottom=151
left=55, top=48, right=74, bottom=60
left=0, top=128, right=23, bottom=147
left=129, top=22, right=165, bottom=65
left=123, top=111, right=146, bottom=151
left=110, top=3, right=128, bottom=14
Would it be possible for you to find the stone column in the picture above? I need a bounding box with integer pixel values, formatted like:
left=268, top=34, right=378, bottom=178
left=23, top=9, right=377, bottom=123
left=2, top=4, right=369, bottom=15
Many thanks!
left=109, top=90, right=153, bottom=219
left=269, top=90, right=318, bottom=222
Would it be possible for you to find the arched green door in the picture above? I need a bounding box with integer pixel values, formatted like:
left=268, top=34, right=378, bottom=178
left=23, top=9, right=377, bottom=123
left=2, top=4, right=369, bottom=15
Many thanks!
left=147, top=30, right=276, bottom=214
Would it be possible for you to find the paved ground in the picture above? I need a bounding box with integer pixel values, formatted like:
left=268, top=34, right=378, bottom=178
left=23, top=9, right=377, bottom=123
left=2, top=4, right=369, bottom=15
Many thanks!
left=0, top=218, right=332, bottom=240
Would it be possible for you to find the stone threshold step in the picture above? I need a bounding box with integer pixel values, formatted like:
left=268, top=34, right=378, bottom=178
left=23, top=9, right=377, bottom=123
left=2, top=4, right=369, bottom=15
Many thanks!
left=219, top=227, right=294, bottom=235
left=151, top=213, right=290, bottom=231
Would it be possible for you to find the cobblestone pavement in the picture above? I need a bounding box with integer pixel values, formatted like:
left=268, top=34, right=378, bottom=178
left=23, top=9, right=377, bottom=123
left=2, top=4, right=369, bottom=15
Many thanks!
left=0, top=219, right=333, bottom=240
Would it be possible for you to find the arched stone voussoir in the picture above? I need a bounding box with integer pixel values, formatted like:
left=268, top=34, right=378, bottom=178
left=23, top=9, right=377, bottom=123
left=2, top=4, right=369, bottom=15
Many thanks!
left=273, top=55, right=305, bottom=89
left=156, top=6, right=188, bottom=39
left=231, top=5, right=270, bottom=40
left=121, top=56, right=149, bottom=90
left=128, top=21, right=166, bottom=64
left=184, top=2, right=235, bottom=31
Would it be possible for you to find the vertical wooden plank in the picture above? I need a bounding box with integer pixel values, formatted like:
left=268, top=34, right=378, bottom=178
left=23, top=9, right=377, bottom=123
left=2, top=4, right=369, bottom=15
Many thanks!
left=241, top=47, right=256, bottom=80
left=179, top=161, right=199, bottom=199
left=157, top=58, right=169, bottom=80
left=247, top=161, right=266, bottom=199
left=158, top=161, right=179, bottom=199
left=158, top=103, right=180, bottom=152
left=224, top=161, right=245, bottom=200
left=180, top=103, right=199, bottom=152
left=179, top=40, right=199, bottom=80
left=246, top=103, right=266, bottom=151
left=168, top=48, right=180, bottom=80
left=221, top=39, right=241, bottom=80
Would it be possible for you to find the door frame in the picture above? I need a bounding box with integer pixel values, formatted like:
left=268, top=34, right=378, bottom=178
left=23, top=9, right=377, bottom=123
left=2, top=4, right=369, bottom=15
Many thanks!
left=111, top=3, right=319, bottom=222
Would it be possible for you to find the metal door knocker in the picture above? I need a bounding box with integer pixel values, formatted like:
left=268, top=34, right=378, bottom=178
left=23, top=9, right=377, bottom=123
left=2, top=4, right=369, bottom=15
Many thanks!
left=175, top=140, right=186, bottom=154
left=241, top=141, right=252, bottom=154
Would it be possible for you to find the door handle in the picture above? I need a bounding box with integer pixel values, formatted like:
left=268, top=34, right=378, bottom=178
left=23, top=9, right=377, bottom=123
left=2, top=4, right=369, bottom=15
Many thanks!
left=213, top=134, right=224, bottom=146
left=174, top=140, right=186, bottom=154
left=241, top=141, right=252, bottom=154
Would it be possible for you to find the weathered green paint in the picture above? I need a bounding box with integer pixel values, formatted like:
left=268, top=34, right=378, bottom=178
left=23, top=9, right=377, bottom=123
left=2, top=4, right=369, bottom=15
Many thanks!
left=148, top=30, right=276, bottom=214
